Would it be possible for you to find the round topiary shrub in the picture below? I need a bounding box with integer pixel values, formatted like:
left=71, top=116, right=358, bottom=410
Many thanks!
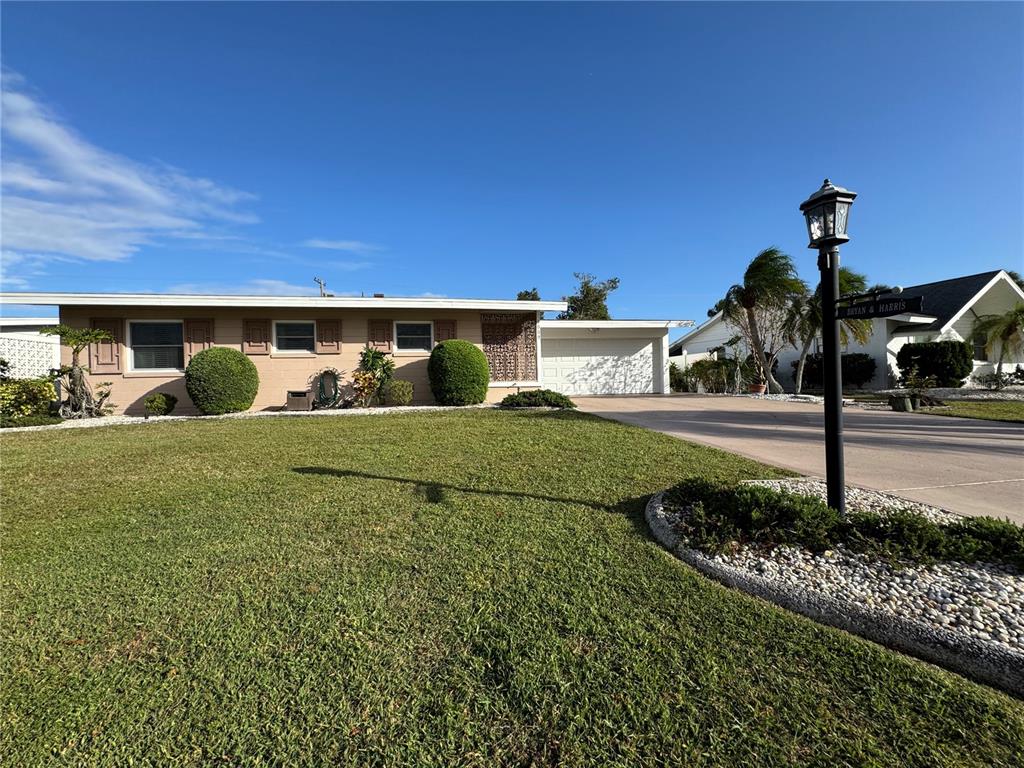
left=185, top=347, right=259, bottom=415
left=428, top=340, right=489, bottom=406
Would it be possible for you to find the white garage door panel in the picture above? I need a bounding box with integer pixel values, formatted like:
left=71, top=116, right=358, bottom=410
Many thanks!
left=541, top=338, right=655, bottom=395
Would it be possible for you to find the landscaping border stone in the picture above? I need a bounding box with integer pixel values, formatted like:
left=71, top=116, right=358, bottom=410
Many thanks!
left=645, top=491, right=1024, bottom=698
left=0, top=403, right=498, bottom=434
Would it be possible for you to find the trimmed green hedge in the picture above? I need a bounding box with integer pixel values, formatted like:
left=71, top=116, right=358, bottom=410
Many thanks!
left=428, top=340, right=489, bottom=406
left=500, top=389, right=576, bottom=409
left=793, top=353, right=877, bottom=390
left=0, top=413, right=63, bottom=429
left=896, top=340, right=972, bottom=388
left=666, top=479, right=1024, bottom=568
left=185, top=348, right=259, bottom=415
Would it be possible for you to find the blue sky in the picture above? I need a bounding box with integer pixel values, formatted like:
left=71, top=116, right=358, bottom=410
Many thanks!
left=1, top=2, right=1021, bottom=336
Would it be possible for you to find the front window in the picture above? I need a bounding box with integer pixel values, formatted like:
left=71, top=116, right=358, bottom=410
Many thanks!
left=130, top=321, right=184, bottom=370
left=973, top=333, right=988, bottom=362
left=275, top=321, right=315, bottom=352
left=394, top=322, right=432, bottom=352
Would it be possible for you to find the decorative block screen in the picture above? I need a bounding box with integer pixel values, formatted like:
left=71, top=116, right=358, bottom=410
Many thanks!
left=480, top=313, right=537, bottom=382
left=0, top=336, right=60, bottom=378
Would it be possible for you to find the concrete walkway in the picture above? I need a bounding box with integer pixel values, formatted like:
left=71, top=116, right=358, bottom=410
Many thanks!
left=575, top=395, right=1024, bottom=523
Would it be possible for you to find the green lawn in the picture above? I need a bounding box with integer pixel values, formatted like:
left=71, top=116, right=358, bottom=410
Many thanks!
left=2, top=411, right=1022, bottom=766
left=920, top=399, right=1024, bottom=423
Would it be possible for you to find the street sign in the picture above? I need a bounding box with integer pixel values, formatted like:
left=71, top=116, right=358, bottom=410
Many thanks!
left=837, top=295, right=923, bottom=320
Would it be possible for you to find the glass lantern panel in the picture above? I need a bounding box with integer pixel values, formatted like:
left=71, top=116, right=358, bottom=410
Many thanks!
left=835, top=201, right=850, bottom=236
left=823, top=201, right=836, bottom=237
left=807, top=205, right=825, bottom=243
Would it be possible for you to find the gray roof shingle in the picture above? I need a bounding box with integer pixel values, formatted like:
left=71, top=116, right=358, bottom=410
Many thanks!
left=877, top=270, right=1002, bottom=332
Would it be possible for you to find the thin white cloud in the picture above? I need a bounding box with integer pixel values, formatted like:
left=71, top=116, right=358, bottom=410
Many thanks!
left=301, top=239, right=384, bottom=255
left=166, top=279, right=332, bottom=296
left=0, top=70, right=259, bottom=287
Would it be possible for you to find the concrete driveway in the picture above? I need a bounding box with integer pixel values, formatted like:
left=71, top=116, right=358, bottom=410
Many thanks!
left=575, top=395, right=1024, bottom=522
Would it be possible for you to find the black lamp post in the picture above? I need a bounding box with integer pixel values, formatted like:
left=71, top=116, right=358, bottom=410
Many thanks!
left=799, top=179, right=857, bottom=514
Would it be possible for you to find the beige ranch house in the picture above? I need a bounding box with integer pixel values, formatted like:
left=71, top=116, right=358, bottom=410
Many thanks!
left=0, top=292, right=689, bottom=414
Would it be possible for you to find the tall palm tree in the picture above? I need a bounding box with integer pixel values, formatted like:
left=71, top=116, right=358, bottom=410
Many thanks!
left=972, top=303, right=1024, bottom=386
left=721, top=247, right=806, bottom=394
left=784, top=267, right=873, bottom=394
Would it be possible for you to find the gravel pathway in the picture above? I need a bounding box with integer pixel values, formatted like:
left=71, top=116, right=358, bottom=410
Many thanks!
left=661, top=478, right=1024, bottom=653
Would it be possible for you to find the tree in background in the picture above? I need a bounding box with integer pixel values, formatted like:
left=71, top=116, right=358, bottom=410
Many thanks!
left=558, top=273, right=620, bottom=320
left=720, top=248, right=806, bottom=394
left=784, top=267, right=873, bottom=394
left=972, top=303, right=1024, bottom=388
left=516, top=288, right=541, bottom=301
left=39, top=324, right=113, bottom=418
left=1006, top=270, right=1024, bottom=293
left=706, top=297, right=727, bottom=318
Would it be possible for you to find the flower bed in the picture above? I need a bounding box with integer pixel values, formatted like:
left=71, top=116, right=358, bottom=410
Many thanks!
left=647, top=479, right=1024, bottom=696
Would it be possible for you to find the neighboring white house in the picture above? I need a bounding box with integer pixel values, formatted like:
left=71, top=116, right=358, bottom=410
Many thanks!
left=0, top=317, right=60, bottom=378
left=670, top=269, right=1024, bottom=390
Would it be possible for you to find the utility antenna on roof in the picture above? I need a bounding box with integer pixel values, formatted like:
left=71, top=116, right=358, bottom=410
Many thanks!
left=314, top=276, right=327, bottom=297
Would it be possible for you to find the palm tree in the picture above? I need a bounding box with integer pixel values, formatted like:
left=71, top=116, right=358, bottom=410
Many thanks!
left=721, top=247, right=806, bottom=394
left=784, top=267, right=873, bottom=394
left=972, top=303, right=1024, bottom=387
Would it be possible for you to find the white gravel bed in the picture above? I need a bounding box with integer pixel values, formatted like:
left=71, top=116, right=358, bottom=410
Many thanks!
left=0, top=403, right=498, bottom=433
left=878, top=385, right=1024, bottom=402
left=738, top=393, right=825, bottom=404
left=647, top=485, right=1024, bottom=695
left=665, top=478, right=1021, bottom=649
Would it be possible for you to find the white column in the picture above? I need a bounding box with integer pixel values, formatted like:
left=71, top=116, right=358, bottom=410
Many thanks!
left=655, top=330, right=670, bottom=394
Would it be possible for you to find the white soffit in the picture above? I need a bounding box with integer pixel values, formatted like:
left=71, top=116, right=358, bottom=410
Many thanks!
left=0, top=292, right=567, bottom=312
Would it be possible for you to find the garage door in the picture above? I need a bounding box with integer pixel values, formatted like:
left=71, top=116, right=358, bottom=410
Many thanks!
left=541, top=337, right=655, bottom=395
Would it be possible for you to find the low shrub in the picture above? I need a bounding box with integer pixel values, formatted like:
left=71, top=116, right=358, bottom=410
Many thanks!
left=357, top=346, right=396, bottom=405
left=896, top=340, right=972, bottom=388
left=794, top=353, right=878, bottom=390
left=0, top=413, right=63, bottom=429
left=666, top=479, right=1024, bottom=568
left=185, top=347, right=259, bottom=415
left=500, top=389, right=576, bottom=409
left=688, top=358, right=734, bottom=393
left=383, top=379, right=414, bottom=407
left=428, top=340, right=489, bottom=406
left=0, top=378, right=56, bottom=417
left=144, top=392, right=178, bottom=416
left=973, top=371, right=1012, bottom=390
left=669, top=362, right=687, bottom=392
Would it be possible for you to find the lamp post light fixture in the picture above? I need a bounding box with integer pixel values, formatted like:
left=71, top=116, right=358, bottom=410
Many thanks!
left=800, top=179, right=857, bottom=515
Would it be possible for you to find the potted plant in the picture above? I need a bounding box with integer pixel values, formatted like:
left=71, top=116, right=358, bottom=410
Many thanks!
left=748, top=376, right=767, bottom=395
left=893, top=365, right=935, bottom=412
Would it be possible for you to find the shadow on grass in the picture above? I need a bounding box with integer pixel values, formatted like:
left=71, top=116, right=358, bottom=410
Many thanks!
left=292, top=466, right=654, bottom=536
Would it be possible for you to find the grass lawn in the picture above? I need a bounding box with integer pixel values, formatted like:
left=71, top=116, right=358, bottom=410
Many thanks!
left=919, top=399, right=1024, bottom=423
left=2, top=411, right=1022, bottom=766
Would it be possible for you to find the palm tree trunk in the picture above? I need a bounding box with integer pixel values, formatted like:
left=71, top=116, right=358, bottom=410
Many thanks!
left=995, top=342, right=1006, bottom=389
left=793, top=336, right=814, bottom=395
left=745, top=306, right=784, bottom=394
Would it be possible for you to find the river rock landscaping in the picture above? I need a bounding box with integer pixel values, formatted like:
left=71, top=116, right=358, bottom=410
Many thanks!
left=651, top=477, right=1024, bottom=695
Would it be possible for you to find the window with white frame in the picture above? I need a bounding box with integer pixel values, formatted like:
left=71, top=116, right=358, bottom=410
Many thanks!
left=394, top=322, right=432, bottom=352
left=130, top=321, right=184, bottom=370
left=972, top=332, right=988, bottom=362
left=275, top=321, right=316, bottom=353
